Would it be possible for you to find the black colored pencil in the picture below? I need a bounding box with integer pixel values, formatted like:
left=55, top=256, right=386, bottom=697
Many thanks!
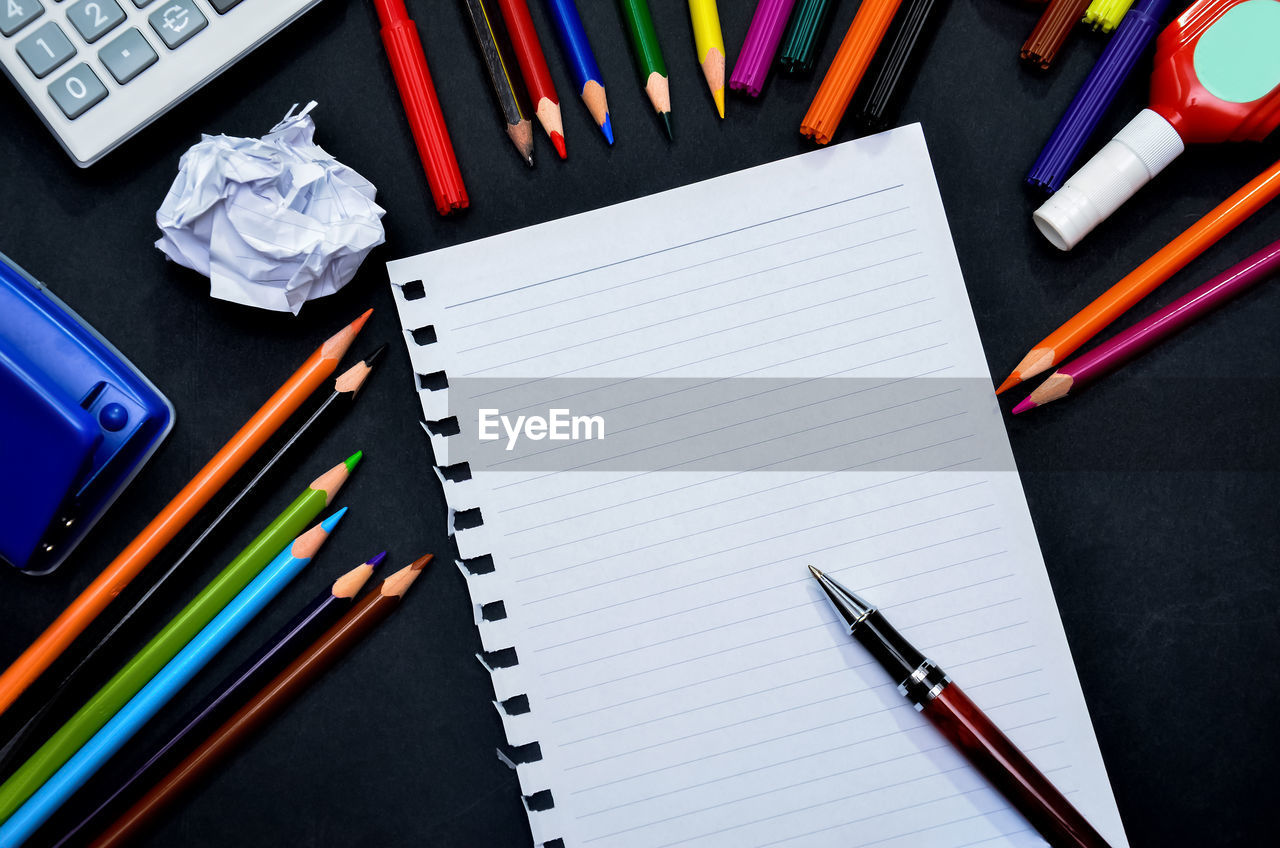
left=462, top=0, right=536, bottom=166
left=0, top=345, right=387, bottom=779
left=851, top=0, right=949, bottom=133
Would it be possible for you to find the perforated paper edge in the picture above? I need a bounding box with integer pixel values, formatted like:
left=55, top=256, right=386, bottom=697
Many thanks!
left=389, top=268, right=562, bottom=847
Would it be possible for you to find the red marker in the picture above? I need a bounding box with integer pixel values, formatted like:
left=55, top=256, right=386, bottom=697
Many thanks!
left=497, top=0, right=568, bottom=159
left=372, top=0, right=469, bottom=215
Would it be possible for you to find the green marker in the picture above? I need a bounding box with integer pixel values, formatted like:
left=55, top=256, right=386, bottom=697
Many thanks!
left=618, top=0, right=673, bottom=139
left=0, top=452, right=361, bottom=820
left=778, top=0, right=838, bottom=75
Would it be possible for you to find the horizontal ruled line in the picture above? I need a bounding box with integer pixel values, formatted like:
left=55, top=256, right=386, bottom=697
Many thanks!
left=445, top=186, right=904, bottom=309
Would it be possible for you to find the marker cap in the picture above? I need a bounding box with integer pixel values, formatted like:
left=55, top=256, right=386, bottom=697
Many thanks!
left=1033, top=109, right=1185, bottom=251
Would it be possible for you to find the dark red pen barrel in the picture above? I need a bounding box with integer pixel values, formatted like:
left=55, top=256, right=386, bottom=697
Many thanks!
left=921, top=684, right=1113, bottom=848
left=378, top=20, right=469, bottom=215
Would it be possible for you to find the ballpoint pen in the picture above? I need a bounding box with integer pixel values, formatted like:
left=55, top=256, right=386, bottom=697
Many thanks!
left=808, top=566, right=1114, bottom=848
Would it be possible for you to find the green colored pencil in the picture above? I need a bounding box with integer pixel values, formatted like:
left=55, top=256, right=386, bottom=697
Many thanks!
left=617, top=0, right=672, bottom=138
left=778, top=0, right=838, bottom=74
left=0, top=453, right=361, bottom=821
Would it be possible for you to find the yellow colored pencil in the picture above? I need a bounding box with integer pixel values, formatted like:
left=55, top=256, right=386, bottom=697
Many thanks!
left=687, top=0, right=726, bottom=118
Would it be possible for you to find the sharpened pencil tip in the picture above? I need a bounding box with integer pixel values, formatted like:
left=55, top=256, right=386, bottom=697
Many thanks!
left=524, top=153, right=534, bottom=167
left=368, top=551, right=389, bottom=569
left=995, top=373, right=1021, bottom=395
left=344, top=451, right=363, bottom=472
left=1010, top=397, right=1036, bottom=415
left=321, top=308, right=374, bottom=362
left=320, top=507, right=348, bottom=533
left=602, top=114, right=614, bottom=145
left=364, top=343, right=389, bottom=367
left=713, top=88, right=724, bottom=119
left=660, top=112, right=673, bottom=141
left=411, top=553, right=433, bottom=571
left=808, top=565, right=823, bottom=579
left=551, top=132, right=567, bottom=159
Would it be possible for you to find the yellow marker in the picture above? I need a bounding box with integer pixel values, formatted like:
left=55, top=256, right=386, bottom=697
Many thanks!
left=1084, top=0, right=1137, bottom=33
left=688, top=0, right=726, bottom=118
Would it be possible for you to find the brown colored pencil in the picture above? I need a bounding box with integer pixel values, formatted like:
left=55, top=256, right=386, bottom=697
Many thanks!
left=1021, top=0, right=1090, bottom=70
left=87, top=554, right=433, bottom=848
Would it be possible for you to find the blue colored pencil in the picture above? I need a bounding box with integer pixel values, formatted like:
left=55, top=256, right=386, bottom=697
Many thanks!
left=0, top=510, right=346, bottom=847
left=544, top=0, right=614, bottom=143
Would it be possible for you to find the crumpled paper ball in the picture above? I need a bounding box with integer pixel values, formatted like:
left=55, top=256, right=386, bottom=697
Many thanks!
left=155, top=102, right=386, bottom=314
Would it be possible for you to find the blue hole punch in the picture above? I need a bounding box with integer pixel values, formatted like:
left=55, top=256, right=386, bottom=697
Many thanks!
left=0, top=252, right=174, bottom=575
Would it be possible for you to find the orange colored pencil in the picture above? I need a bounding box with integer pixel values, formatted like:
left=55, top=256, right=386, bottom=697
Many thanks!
left=800, top=0, right=905, bottom=145
left=997, top=159, right=1280, bottom=394
left=0, top=310, right=372, bottom=717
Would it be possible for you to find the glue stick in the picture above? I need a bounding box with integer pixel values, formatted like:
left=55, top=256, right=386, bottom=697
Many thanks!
left=1034, top=0, right=1280, bottom=250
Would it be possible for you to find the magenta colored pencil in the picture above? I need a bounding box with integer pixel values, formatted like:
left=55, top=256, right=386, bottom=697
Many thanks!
left=729, top=0, right=799, bottom=97
left=1013, top=237, right=1280, bottom=413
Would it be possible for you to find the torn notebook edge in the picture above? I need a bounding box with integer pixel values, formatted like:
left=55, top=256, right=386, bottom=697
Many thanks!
left=390, top=270, right=564, bottom=848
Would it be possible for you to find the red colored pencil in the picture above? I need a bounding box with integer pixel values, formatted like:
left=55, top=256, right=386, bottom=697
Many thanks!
left=1013, top=237, right=1280, bottom=413
left=372, top=0, right=469, bottom=214
left=496, top=0, right=568, bottom=159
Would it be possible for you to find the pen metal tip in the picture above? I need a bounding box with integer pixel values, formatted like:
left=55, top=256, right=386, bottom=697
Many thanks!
left=807, top=565, right=823, bottom=579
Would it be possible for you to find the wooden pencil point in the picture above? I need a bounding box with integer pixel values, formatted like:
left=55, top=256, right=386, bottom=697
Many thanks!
left=333, top=355, right=376, bottom=395
left=331, top=561, right=378, bottom=599
left=581, top=80, right=610, bottom=131
left=290, top=515, right=339, bottom=560
left=1015, top=348, right=1057, bottom=385
left=508, top=119, right=535, bottom=166
left=701, top=48, right=725, bottom=116
left=382, top=555, right=433, bottom=597
left=309, top=457, right=357, bottom=505
left=320, top=309, right=373, bottom=362
left=644, top=72, right=671, bottom=115
left=1026, top=372, right=1074, bottom=409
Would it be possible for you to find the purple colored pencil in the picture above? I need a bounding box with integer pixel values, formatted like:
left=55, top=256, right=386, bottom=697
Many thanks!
left=51, top=553, right=387, bottom=848
left=1026, top=0, right=1171, bottom=193
left=1013, top=237, right=1280, bottom=413
left=729, top=0, right=799, bottom=97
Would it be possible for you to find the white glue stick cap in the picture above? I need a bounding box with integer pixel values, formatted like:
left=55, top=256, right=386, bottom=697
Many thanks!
left=1033, top=109, right=1185, bottom=251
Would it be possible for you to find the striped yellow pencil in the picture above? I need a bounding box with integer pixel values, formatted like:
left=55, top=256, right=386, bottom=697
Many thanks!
left=688, top=0, right=726, bottom=118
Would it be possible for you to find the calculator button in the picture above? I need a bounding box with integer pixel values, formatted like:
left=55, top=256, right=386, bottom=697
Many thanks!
left=16, top=21, right=73, bottom=78
left=147, top=0, right=206, bottom=48
left=49, top=63, right=107, bottom=119
left=130, top=0, right=158, bottom=6
left=1, top=0, right=43, bottom=37
left=208, top=0, right=241, bottom=12
left=66, top=0, right=125, bottom=43
left=99, top=27, right=156, bottom=83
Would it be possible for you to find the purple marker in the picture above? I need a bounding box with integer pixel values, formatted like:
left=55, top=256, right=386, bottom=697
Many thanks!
left=1027, top=0, right=1173, bottom=193
left=729, top=0, right=800, bottom=97
left=51, top=552, right=388, bottom=848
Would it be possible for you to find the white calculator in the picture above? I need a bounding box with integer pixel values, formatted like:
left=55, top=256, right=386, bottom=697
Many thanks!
left=0, top=0, right=322, bottom=167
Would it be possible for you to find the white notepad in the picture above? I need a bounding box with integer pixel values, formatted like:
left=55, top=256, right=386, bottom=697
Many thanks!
left=388, top=125, right=1128, bottom=848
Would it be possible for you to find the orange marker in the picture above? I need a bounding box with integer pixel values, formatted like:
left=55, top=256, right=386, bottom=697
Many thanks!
left=0, top=310, right=372, bottom=717
left=997, top=159, right=1280, bottom=394
left=800, top=0, right=905, bottom=145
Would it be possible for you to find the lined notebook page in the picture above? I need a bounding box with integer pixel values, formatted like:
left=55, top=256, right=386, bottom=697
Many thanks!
left=389, top=126, right=1127, bottom=848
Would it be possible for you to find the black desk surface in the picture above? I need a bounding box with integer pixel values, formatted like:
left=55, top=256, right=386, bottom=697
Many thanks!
left=1, top=1, right=1277, bottom=846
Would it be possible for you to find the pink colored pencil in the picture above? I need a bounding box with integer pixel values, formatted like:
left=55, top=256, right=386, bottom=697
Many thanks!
left=1013, top=237, right=1280, bottom=413
left=729, top=0, right=799, bottom=97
